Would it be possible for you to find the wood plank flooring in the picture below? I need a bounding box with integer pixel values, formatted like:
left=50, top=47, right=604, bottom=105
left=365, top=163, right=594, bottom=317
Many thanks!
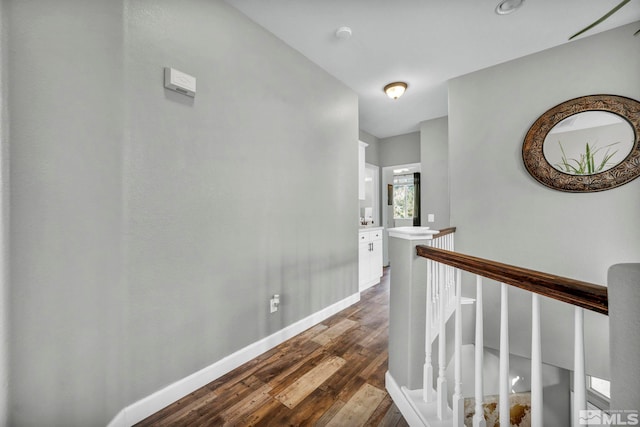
left=135, top=268, right=408, bottom=427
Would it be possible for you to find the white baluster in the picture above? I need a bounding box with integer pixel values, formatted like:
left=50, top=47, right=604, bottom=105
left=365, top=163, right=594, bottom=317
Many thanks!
left=432, top=257, right=438, bottom=334
left=435, top=258, right=440, bottom=327
left=573, top=307, right=586, bottom=427
left=437, top=263, right=447, bottom=419
left=473, top=276, right=486, bottom=427
left=531, top=293, right=543, bottom=427
left=499, top=283, right=510, bottom=427
left=423, top=257, right=434, bottom=402
left=453, top=269, right=464, bottom=427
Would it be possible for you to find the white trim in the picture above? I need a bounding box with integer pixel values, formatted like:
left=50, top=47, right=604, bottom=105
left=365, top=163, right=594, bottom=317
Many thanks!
left=108, top=292, right=361, bottom=427
left=385, top=371, right=425, bottom=427
left=388, top=226, right=438, bottom=240
left=385, top=371, right=453, bottom=427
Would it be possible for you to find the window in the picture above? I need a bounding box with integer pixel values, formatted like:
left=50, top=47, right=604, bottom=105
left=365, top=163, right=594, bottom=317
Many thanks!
left=393, top=175, right=415, bottom=219
left=588, top=375, right=611, bottom=400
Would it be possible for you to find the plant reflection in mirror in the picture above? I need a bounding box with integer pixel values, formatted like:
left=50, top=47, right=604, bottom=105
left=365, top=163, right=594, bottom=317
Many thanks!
left=554, top=141, right=620, bottom=175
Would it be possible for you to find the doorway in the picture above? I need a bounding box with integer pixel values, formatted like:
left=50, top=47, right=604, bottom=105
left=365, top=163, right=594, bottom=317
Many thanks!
left=382, top=163, right=421, bottom=266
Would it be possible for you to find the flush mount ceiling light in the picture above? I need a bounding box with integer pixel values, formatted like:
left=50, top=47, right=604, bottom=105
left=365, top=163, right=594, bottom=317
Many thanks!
left=495, top=0, right=524, bottom=15
left=384, top=82, right=408, bottom=100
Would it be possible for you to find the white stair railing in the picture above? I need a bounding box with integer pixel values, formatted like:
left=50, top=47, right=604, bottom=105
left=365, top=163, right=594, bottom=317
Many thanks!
left=391, top=237, right=610, bottom=427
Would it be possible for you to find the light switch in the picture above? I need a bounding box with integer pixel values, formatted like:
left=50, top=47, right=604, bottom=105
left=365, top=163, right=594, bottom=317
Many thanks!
left=428, top=214, right=435, bottom=223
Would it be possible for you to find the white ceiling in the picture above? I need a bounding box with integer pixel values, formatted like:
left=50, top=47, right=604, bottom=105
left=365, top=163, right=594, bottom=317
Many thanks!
left=224, top=0, right=640, bottom=139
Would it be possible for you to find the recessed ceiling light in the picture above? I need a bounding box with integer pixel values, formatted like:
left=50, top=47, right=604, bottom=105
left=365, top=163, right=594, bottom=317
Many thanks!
left=335, top=26, right=352, bottom=40
left=495, top=0, right=524, bottom=15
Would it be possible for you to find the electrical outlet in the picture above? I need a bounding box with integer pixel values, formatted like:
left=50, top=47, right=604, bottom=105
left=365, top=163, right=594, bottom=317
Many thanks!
left=427, top=214, right=435, bottom=223
left=270, top=294, right=280, bottom=313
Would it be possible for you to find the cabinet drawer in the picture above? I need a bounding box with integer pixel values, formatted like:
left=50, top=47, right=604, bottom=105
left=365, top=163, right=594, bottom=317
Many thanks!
left=359, top=229, right=383, bottom=242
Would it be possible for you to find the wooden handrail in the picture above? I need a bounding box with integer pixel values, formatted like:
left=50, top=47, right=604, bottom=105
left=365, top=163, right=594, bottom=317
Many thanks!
left=416, top=245, right=608, bottom=315
left=432, top=227, right=456, bottom=240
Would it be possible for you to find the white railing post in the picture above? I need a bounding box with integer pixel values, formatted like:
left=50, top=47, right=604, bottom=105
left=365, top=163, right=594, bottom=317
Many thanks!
left=473, top=275, right=486, bottom=427
left=452, top=269, right=464, bottom=427
left=573, top=307, right=586, bottom=427
left=499, top=283, right=510, bottom=427
left=531, top=293, right=543, bottom=427
left=423, top=255, right=434, bottom=402
left=437, top=263, right=448, bottom=420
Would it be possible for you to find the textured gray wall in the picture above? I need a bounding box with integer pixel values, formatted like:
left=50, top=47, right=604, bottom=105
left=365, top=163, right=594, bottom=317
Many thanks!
left=5, top=0, right=358, bottom=425
left=449, top=22, right=640, bottom=379
left=123, top=0, right=358, bottom=405
left=420, top=116, right=449, bottom=230
left=7, top=1, right=125, bottom=425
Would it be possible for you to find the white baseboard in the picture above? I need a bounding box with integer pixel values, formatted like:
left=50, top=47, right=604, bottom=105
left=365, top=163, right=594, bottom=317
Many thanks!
left=108, top=292, right=360, bottom=427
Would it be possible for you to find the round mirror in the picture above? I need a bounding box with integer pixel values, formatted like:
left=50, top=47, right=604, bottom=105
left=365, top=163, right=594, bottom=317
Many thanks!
left=543, top=111, right=635, bottom=175
left=523, top=95, right=640, bottom=192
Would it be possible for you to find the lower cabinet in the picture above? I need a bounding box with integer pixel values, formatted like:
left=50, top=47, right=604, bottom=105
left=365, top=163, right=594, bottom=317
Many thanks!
left=359, top=228, right=383, bottom=292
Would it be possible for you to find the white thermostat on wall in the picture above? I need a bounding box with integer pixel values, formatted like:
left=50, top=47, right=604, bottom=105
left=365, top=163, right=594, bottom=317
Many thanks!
left=164, top=67, right=196, bottom=97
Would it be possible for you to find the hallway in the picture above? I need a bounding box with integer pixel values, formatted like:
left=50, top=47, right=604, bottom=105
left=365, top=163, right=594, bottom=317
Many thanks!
left=136, top=268, right=408, bottom=426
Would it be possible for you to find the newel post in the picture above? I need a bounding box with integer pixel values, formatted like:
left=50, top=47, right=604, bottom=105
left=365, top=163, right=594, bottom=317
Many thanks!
left=387, top=227, right=439, bottom=390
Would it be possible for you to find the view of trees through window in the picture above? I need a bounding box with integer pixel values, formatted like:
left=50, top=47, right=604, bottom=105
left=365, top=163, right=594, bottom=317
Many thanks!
left=393, top=175, right=415, bottom=219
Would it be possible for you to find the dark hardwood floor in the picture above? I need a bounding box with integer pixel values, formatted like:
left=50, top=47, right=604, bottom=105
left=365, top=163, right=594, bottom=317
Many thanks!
left=136, top=268, right=408, bottom=427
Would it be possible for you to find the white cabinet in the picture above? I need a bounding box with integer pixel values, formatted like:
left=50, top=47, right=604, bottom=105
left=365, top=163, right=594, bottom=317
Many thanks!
left=359, top=228, right=383, bottom=292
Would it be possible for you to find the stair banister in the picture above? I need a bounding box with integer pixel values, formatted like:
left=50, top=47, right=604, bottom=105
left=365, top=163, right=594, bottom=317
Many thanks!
left=414, top=245, right=608, bottom=315
left=414, top=242, right=608, bottom=427
left=387, top=228, right=612, bottom=427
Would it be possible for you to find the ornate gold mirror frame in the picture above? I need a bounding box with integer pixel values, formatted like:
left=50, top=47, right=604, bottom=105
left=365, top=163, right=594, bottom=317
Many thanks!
left=522, top=94, right=640, bottom=192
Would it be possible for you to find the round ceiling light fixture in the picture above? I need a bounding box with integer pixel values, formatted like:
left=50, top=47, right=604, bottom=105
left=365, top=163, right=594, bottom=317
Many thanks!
left=384, top=82, right=408, bottom=100
left=495, top=0, right=524, bottom=15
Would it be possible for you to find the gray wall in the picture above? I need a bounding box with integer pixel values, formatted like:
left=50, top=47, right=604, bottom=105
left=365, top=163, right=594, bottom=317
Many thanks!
left=359, top=129, right=381, bottom=166
left=420, top=117, right=449, bottom=230
left=449, top=22, right=640, bottom=379
left=7, top=1, right=126, bottom=425
left=5, top=0, right=359, bottom=425
left=0, top=0, right=7, bottom=423
left=379, top=131, right=420, bottom=167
